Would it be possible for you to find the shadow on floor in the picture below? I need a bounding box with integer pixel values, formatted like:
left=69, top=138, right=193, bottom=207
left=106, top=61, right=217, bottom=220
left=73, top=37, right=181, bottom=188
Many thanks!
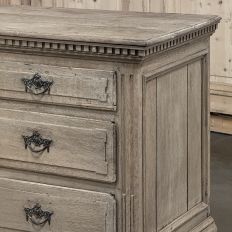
left=211, top=132, right=232, bottom=231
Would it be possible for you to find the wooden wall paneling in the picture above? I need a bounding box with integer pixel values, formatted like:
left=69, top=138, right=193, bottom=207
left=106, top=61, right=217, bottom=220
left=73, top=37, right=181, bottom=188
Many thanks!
left=63, top=0, right=94, bottom=9
left=30, top=0, right=61, bottom=7
left=53, top=0, right=63, bottom=7
left=41, top=0, right=54, bottom=7
left=128, top=0, right=149, bottom=12
left=0, top=0, right=9, bottom=4
left=157, top=66, right=188, bottom=230
left=30, top=0, right=41, bottom=6
left=94, top=0, right=118, bottom=10
left=188, top=60, right=202, bottom=210
left=21, top=0, right=30, bottom=5
left=163, top=0, right=182, bottom=13
left=149, top=0, right=164, bottom=13
left=204, top=0, right=232, bottom=118
left=202, top=0, right=231, bottom=79
left=9, top=0, right=22, bottom=5
left=121, top=0, right=130, bottom=11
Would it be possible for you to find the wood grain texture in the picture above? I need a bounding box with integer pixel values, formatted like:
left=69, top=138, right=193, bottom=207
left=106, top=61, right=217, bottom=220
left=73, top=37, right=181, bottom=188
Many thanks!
left=0, top=177, right=116, bottom=232
left=0, top=0, right=225, bottom=117
left=0, top=5, right=218, bottom=232
left=0, top=0, right=9, bottom=4
left=190, top=217, right=217, bottom=232
left=0, top=5, right=220, bottom=47
left=160, top=203, right=208, bottom=232
left=118, top=63, right=144, bottom=232
left=0, top=60, right=116, bottom=110
left=188, top=60, right=202, bottom=210
left=201, top=53, right=211, bottom=210
left=21, top=0, right=30, bottom=5
left=0, top=108, right=116, bottom=182
left=9, top=0, right=21, bottom=5
left=211, top=114, right=232, bottom=134
left=210, top=81, right=232, bottom=114
left=143, top=77, right=157, bottom=232
left=157, top=66, right=188, bottom=230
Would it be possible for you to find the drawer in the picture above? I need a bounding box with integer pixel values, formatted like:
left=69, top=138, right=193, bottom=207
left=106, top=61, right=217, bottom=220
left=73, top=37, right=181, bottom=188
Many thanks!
left=0, top=60, right=116, bottom=110
left=0, top=178, right=116, bottom=232
left=0, top=109, right=116, bottom=182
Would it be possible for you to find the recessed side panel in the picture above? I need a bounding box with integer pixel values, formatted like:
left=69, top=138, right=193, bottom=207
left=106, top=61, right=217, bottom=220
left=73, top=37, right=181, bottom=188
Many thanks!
left=157, top=66, right=188, bottom=230
left=188, top=60, right=202, bottom=209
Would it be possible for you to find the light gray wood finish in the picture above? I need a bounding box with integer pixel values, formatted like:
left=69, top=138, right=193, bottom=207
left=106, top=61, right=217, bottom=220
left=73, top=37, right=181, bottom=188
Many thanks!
left=0, top=108, right=116, bottom=182
left=0, top=60, right=116, bottom=110
left=0, top=6, right=219, bottom=232
left=143, top=77, right=157, bottom=231
left=188, top=60, right=202, bottom=209
left=0, top=6, right=220, bottom=46
left=0, top=177, right=116, bottom=232
left=160, top=203, right=208, bottom=232
left=190, top=217, right=217, bottom=232
left=157, top=66, right=188, bottom=230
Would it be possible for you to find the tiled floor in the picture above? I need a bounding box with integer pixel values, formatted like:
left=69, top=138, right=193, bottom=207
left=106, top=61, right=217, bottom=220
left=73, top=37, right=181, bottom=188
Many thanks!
left=211, top=132, right=232, bottom=231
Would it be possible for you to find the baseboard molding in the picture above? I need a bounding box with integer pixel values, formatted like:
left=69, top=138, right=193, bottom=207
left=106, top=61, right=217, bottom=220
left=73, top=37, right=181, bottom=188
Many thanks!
left=190, top=217, right=217, bottom=232
left=160, top=203, right=208, bottom=232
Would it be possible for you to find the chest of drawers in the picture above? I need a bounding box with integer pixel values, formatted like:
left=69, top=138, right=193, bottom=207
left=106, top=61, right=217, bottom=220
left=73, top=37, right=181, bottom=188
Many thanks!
left=0, top=5, right=220, bottom=232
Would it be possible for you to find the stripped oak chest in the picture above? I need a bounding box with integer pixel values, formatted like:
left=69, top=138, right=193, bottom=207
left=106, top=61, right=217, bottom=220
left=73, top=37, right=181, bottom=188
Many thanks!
left=0, top=5, right=220, bottom=232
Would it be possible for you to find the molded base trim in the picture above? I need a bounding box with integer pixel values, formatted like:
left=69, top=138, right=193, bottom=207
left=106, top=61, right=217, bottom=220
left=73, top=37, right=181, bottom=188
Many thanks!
left=190, top=217, right=217, bottom=232
left=159, top=203, right=217, bottom=232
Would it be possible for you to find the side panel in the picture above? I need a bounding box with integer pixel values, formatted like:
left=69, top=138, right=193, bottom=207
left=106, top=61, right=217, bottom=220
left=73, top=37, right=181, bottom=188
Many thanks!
left=143, top=54, right=209, bottom=231
left=188, top=60, right=202, bottom=209
left=157, top=66, right=188, bottom=230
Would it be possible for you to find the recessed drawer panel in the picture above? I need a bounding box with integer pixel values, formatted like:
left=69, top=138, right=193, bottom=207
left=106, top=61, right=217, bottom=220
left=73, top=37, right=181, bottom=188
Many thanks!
left=0, top=178, right=116, bottom=232
left=0, top=61, right=116, bottom=110
left=0, top=109, right=116, bottom=182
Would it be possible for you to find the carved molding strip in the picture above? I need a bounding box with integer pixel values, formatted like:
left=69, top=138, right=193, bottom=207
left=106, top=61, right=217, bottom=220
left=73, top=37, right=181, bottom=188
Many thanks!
left=0, top=23, right=218, bottom=59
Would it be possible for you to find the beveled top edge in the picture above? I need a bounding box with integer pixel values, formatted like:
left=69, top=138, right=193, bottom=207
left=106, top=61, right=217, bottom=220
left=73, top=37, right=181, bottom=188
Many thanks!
left=0, top=21, right=220, bottom=60
left=0, top=5, right=221, bottom=60
left=0, top=5, right=221, bottom=47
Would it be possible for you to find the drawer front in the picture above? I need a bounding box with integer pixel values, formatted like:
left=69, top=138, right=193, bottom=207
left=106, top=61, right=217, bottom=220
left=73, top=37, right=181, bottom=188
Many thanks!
left=0, top=61, right=116, bottom=110
left=0, top=178, right=116, bottom=232
left=0, top=109, right=116, bottom=182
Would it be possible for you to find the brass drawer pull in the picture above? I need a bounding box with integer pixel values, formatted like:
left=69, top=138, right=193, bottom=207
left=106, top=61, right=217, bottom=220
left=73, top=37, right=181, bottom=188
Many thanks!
left=22, top=73, right=53, bottom=95
left=22, top=131, right=52, bottom=153
left=24, top=203, right=53, bottom=226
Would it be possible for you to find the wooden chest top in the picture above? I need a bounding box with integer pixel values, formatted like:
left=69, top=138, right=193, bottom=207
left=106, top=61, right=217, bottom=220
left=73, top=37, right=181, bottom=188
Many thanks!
left=0, top=6, right=221, bottom=60
left=0, top=6, right=220, bottom=45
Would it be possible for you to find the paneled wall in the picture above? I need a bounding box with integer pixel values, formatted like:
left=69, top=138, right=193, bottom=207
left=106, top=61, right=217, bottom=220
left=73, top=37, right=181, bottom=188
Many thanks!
left=0, top=0, right=229, bottom=116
